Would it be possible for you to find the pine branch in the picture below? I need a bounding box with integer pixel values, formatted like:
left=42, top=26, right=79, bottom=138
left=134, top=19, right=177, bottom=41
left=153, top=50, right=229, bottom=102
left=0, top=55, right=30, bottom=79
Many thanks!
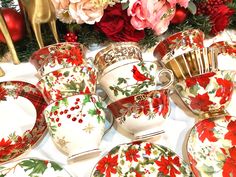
left=138, top=29, right=159, bottom=50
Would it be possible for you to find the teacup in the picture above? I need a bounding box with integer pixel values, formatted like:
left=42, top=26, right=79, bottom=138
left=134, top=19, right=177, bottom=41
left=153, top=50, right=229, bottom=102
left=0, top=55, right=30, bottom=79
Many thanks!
left=43, top=94, right=111, bottom=160
left=160, top=47, right=219, bottom=81
left=30, top=42, right=87, bottom=76
left=37, top=65, right=97, bottom=104
left=107, top=90, right=170, bottom=139
left=174, top=70, right=236, bottom=118
left=154, top=29, right=205, bottom=61
left=99, top=60, right=174, bottom=102
left=94, top=42, right=143, bottom=75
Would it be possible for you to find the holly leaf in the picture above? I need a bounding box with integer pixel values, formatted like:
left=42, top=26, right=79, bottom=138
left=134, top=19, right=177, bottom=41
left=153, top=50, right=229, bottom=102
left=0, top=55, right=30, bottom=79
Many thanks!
left=96, top=102, right=104, bottom=109
left=50, top=162, right=63, bottom=171
left=60, top=98, right=69, bottom=106
left=201, top=164, right=215, bottom=175
left=64, top=81, right=77, bottom=91
left=88, top=109, right=97, bottom=116
left=83, top=95, right=90, bottom=105
left=97, top=115, right=105, bottom=123
left=51, top=105, right=58, bottom=113
left=117, top=78, right=127, bottom=85
left=19, top=159, right=47, bottom=177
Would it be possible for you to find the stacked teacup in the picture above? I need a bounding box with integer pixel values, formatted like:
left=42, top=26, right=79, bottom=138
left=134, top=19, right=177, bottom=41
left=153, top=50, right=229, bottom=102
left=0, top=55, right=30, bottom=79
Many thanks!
left=153, top=29, right=236, bottom=177
left=154, top=29, right=236, bottom=119
left=94, top=42, right=174, bottom=140
left=30, top=42, right=110, bottom=160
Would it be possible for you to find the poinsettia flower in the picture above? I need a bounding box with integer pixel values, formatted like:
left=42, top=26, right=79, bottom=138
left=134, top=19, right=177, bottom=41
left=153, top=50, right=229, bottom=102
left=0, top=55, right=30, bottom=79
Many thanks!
left=53, top=71, right=63, bottom=77
left=125, top=148, right=140, bottom=162
left=222, top=147, right=236, bottom=177
left=190, top=93, right=214, bottom=112
left=136, top=100, right=150, bottom=115
left=66, top=47, right=83, bottom=65
left=51, top=50, right=70, bottom=64
left=186, top=72, right=215, bottom=88
left=96, top=154, right=118, bottom=177
left=89, top=73, right=97, bottom=85
left=155, top=156, right=181, bottom=177
left=196, top=119, right=217, bottom=142
left=224, top=120, right=236, bottom=145
left=144, top=143, right=152, bottom=155
left=152, top=93, right=169, bottom=116
left=0, top=138, right=15, bottom=158
left=216, top=78, right=233, bottom=104
left=0, top=86, right=7, bottom=101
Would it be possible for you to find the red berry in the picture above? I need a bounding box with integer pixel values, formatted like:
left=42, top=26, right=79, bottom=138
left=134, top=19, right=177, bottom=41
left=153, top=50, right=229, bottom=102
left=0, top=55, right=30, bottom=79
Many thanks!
left=70, top=107, right=75, bottom=111
left=72, top=117, right=77, bottom=121
left=54, top=111, right=58, bottom=115
left=58, top=123, right=61, bottom=127
left=56, top=118, right=60, bottom=122
left=78, top=119, right=83, bottom=123
left=64, top=110, right=68, bottom=114
left=67, top=114, right=71, bottom=118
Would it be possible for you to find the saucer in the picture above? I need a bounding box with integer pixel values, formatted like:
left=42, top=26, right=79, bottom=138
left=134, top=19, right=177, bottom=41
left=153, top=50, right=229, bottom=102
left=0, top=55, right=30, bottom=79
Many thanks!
left=187, top=115, right=236, bottom=177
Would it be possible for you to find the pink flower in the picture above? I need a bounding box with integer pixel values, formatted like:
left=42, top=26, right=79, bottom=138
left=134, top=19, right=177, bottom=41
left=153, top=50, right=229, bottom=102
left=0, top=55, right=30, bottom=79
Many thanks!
left=51, top=0, right=70, bottom=10
left=128, top=0, right=189, bottom=35
left=69, top=0, right=104, bottom=24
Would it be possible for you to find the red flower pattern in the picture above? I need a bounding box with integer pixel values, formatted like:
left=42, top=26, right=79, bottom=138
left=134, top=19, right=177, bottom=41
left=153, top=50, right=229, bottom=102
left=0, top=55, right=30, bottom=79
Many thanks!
left=125, top=148, right=140, bottom=162
left=224, top=120, right=236, bottom=145
left=0, top=138, right=14, bottom=159
left=196, top=119, right=217, bottom=142
left=216, top=78, right=233, bottom=104
left=0, top=86, right=7, bottom=101
left=152, top=93, right=169, bottom=116
left=144, top=143, right=152, bottom=155
left=187, top=152, right=200, bottom=177
left=136, top=100, right=150, bottom=115
left=186, top=72, right=215, bottom=88
left=96, top=154, right=118, bottom=177
left=155, top=156, right=181, bottom=177
left=222, top=147, right=236, bottom=177
left=190, top=93, right=214, bottom=112
left=66, top=47, right=83, bottom=65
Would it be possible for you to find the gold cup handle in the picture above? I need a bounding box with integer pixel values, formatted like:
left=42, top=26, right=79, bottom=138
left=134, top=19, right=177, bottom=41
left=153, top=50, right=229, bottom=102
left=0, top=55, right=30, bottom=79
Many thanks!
left=155, top=69, right=175, bottom=90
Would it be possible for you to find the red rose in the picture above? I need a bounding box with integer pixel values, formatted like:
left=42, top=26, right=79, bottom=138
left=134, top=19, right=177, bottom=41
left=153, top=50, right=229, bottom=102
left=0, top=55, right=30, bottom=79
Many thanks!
left=95, top=4, right=145, bottom=42
left=210, top=5, right=234, bottom=35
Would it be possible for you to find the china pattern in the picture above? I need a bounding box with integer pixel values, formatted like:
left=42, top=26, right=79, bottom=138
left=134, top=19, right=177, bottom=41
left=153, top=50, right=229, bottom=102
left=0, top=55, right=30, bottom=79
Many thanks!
left=187, top=115, right=236, bottom=177
left=43, top=94, right=107, bottom=160
left=91, top=141, right=193, bottom=177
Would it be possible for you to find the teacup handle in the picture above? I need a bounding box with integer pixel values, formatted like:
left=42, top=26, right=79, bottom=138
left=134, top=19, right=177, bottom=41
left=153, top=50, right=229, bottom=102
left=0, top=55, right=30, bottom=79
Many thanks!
left=155, top=68, right=174, bottom=90
left=102, top=108, right=114, bottom=137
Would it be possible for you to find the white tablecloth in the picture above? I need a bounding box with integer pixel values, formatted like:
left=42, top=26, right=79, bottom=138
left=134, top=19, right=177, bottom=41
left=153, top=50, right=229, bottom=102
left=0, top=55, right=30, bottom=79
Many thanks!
left=1, top=30, right=236, bottom=176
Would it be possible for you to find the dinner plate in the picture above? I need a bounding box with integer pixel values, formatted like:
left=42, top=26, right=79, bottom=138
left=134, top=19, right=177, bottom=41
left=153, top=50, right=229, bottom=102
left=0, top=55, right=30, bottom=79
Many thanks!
left=187, top=115, right=236, bottom=177
left=91, top=141, right=192, bottom=177
left=0, top=81, right=47, bottom=163
left=0, top=158, right=72, bottom=176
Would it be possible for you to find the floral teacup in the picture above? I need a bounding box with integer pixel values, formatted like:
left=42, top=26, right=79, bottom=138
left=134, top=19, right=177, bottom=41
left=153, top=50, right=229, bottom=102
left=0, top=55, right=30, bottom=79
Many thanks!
left=43, top=94, right=111, bottom=160
left=154, top=29, right=205, bottom=60
left=94, top=42, right=143, bottom=75
left=37, top=65, right=97, bottom=104
left=99, top=61, right=174, bottom=102
left=30, top=42, right=87, bottom=76
left=175, top=70, right=236, bottom=118
left=107, top=90, right=170, bottom=139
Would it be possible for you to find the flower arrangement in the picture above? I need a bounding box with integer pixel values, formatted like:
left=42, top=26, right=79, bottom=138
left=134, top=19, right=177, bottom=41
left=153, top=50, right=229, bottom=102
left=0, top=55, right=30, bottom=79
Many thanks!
left=0, top=0, right=236, bottom=61
left=50, top=0, right=236, bottom=48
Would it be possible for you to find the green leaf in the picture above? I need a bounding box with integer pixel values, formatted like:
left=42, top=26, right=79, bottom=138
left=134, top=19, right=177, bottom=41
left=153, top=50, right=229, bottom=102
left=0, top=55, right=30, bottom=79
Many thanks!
left=83, top=95, right=91, bottom=105
left=96, top=102, right=104, bottom=109
left=64, top=81, right=77, bottom=91
left=121, top=2, right=129, bottom=10
left=51, top=106, right=59, bottom=113
left=201, top=164, right=215, bottom=174
left=189, top=84, right=200, bottom=95
left=63, top=71, right=70, bottom=77
left=19, top=159, right=47, bottom=177
left=60, top=98, right=69, bottom=106
left=188, top=1, right=197, bottom=15
left=97, top=115, right=105, bottom=123
left=0, top=174, right=6, bottom=177
left=50, top=162, right=63, bottom=171
left=88, top=109, right=97, bottom=116
left=79, top=80, right=85, bottom=92
left=117, top=78, right=127, bottom=85
left=114, top=90, right=118, bottom=96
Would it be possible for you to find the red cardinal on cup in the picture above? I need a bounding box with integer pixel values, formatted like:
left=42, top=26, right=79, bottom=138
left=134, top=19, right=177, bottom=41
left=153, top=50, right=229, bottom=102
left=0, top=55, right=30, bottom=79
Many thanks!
left=132, top=65, right=151, bottom=82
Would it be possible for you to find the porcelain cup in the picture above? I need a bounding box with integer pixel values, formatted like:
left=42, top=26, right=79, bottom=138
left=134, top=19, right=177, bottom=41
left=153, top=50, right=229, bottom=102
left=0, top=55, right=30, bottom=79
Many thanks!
left=94, top=42, right=143, bottom=75
left=37, top=65, right=97, bottom=104
left=107, top=90, right=170, bottom=139
left=98, top=60, right=174, bottom=102
left=30, top=42, right=87, bottom=76
left=43, top=94, right=112, bottom=160
left=174, top=70, right=236, bottom=118
left=154, top=29, right=205, bottom=61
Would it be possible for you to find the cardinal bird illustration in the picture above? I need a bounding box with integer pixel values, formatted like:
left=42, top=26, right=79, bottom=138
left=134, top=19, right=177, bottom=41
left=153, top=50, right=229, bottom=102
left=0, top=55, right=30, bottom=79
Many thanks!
left=131, top=65, right=151, bottom=82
